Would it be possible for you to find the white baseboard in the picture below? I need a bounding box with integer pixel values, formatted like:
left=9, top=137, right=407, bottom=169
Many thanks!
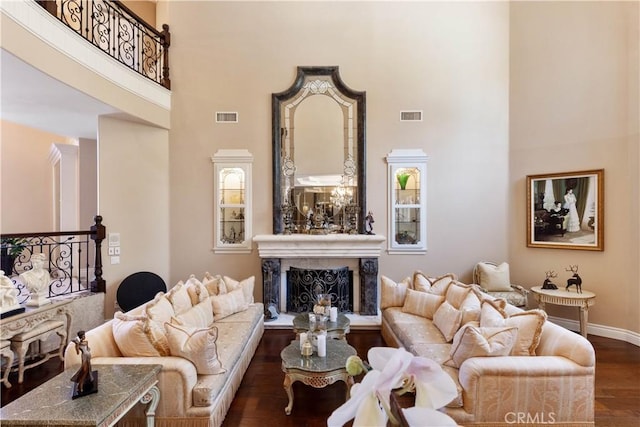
left=548, top=315, right=640, bottom=347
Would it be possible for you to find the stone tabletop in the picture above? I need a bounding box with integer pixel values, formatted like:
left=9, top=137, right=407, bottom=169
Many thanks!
left=0, top=364, right=161, bottom=426
left=281, top=339, right=356, bottom=373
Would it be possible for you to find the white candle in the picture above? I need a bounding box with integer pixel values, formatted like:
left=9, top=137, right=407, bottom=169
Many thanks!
left=317, top=333, right=326, bottom=357
left=330, top=307, right=338, bottom=322
left=300, top=332, right=307, bottom=351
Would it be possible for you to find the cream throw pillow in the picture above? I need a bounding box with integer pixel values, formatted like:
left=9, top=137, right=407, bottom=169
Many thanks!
left=184, top=275, right=210, bottom=306
left=210, top=288, right=248, bottom=320
left=145, top=292, right=175, bottom=325
left=445, top=324, right=518, bottom=368
left=165, top=323, right=226, bottom=375
left=402, top=289, right=444, bottom=320
left=166, top=281, right=193, bottom=315
left=445, top=281, right=473, bottom=309
left=223, top=275, right=255, bottom=304
left=380, top=275, right=411, bottom=309
left=202, top=273, right=227, bottom=296
left=480, top=300, right=547, bottom=356
left=172, top=299, right=214, bottom=328
left=477, top=262, right=512, bottom=292
left=427, top=274, right=456, bottom=296
left=412, top=271, right=431, bottom=293
left=433, top=301, right=463, bottom=342
left=112, top=312, right=170, bottom=357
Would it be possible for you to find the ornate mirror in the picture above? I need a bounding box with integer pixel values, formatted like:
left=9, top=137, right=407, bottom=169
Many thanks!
left=272, top=66, right=366, bottom=234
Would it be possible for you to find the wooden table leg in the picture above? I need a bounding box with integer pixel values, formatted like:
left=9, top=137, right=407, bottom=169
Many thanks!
left=283, top=373, right=294, bottom=415
left=141, top=385, right=160, bottom=427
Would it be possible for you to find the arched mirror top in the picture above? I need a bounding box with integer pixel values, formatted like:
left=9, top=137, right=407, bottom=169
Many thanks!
left=272, top=66, right=366, bottom=234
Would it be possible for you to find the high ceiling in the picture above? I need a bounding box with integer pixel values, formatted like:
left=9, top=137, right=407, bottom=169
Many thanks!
left=0, top=49, right=120, bottom=140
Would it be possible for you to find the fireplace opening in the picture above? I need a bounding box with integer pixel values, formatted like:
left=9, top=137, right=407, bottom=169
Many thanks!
left=286, top=267, right=353, bottom=313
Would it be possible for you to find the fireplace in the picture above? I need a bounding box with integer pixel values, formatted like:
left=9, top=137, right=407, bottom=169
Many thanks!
left=253, top=234, right=386, bottom=320
left=286, top=267, right=353, bottom=313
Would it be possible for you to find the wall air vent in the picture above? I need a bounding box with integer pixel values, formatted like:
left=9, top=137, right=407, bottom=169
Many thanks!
left=400, top=111, right=423, bottom=122
left=216, top=112, right=239, bottom=123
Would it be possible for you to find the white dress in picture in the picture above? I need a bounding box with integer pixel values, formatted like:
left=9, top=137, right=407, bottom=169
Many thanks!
left=563, top=189, right=580, bottom=232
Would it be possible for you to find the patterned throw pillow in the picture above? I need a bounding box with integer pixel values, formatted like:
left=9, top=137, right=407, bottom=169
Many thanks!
left=427, top=274, right=457, bottom=296
left=402, top=288, right=444, bottom=320
left=445, top=324, right=518, bottom=368
left=412, top=271, right=432, bottom=293
left=210, top=288, right=248, bottom=320
left=202, top=272, right=227, bottom=296
left=223, top=275, right=255, bottom=304
left=112, top=311, right=170, bottom=357
left=165, top=323, right=226, bottom=375
left=380, top=275, right=411, bottom=309
left=480, top=300, right=547, bottom=356
left=184, top=275, right=210, bottom=306
left=145, top=292, right=175, bottom=325
left=433, top=301, right=463, bottom=342
left=166, top=281, right=193, bottom=315
left=172, top=299, right=214, bottom=328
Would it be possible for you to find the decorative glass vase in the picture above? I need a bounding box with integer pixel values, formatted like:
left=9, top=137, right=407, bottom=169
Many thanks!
left=397, top=173, right=410, bottom=190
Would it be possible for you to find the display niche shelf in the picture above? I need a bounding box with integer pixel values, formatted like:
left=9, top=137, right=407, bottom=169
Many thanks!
left=211, top=149, right=253, bottom=253
left=386, top=149, right=428, bottom=254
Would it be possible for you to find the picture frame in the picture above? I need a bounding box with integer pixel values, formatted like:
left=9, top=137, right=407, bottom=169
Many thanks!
left=526, top=169, right=604, bottom=251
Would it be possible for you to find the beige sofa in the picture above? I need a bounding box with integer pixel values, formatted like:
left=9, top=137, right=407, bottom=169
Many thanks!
left=380, top=272, right=595, bottom=427
left=64, top=274, right=264, bottom=427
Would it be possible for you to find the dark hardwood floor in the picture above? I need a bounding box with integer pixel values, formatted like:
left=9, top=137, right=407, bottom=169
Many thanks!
left=2, top=331, right=639, bottom=426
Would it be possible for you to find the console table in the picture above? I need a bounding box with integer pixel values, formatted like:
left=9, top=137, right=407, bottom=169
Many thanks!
left=530, top=286, right=596, bottom=337
left=0, top=364, right=161, bottom=427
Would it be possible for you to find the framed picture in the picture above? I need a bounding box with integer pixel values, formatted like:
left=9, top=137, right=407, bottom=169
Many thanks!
left=526, top=169, right=604, bottom=251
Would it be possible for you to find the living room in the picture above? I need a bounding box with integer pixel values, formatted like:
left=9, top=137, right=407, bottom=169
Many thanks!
left=1, top=0, right=638, bottom=426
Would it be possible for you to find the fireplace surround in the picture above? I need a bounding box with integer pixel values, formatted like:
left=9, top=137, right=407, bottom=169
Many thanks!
left=253, top=234, right=385, bottom=320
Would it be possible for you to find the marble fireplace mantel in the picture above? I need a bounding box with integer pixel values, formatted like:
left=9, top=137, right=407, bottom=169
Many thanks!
left=253, top=234, right=386, bottom=319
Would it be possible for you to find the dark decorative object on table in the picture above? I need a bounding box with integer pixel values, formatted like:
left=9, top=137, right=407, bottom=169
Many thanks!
left=565, top=265, right=582, bottom=293
left=542, top=270, right=558, bottom=290
left=71, top=330, right=98, bottom=399
left=365, top=211, right=375, bottom=235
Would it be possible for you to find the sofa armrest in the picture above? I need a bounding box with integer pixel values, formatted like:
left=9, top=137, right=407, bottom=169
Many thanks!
left=458, top=355, right=594, bottom=423
left=89, top=356, right=199, bottom=417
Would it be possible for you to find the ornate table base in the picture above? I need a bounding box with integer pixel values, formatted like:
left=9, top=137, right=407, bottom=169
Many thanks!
left=531, top=286, right=596, bottom=337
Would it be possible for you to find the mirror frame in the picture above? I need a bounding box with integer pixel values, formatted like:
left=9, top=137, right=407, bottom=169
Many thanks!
left=272, top=66, right=366, bottom=234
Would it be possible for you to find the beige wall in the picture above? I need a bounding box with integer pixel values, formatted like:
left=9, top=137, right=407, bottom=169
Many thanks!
left=0, top=120, right=73, bottom=232
left=509, top=1, right=640, bottom=336
left=98, top=116, right=170, bottom=317
left=166, top=1, right=511, bottom=294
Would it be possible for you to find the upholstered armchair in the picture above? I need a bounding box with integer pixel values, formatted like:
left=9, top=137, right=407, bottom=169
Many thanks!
left=473, top=261, right=529, bottom=307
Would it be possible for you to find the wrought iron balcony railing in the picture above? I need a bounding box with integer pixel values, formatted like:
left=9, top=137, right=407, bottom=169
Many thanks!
left=36, top=0, right=170, bottom=89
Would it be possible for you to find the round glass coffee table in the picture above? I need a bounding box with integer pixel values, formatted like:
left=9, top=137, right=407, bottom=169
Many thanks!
left=292, top=312, right=351, bottom=340
left=280, top=339, right=356, bottom=415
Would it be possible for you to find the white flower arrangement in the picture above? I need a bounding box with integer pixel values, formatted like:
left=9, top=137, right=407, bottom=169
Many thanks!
left=328, top=347, right=458, bottom=427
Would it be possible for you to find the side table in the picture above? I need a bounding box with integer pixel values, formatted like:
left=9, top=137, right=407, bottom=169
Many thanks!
left=0, top=364, right=161, bottom=427
left=530, top=286, right=596, bottom=337
left=280, top=339, right=356, bottom=415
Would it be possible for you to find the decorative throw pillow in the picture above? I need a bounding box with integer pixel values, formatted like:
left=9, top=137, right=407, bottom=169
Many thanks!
left=427, top=274, right=457, bottom=296
left=476, top=262, right=512, bottom=292
left=445, top=281, right=473, bottom=309
left=164, top=322, right=226, bottom=375
left=172, top=299, right=214, bottom=328
left=412, top=271, right=431, bottom=293
left=202, top=273, right=227, bottom=296
left=445, top=324, right=518, bottom=368
left=433, top=301, right=463, bottom=342
left=184, top=275, right=210, bottom=306
left=210, top=288, right=248, bottom=320
left=165, top=281, right=193, bottom=315
left=402, top=288, right=445, bottom=320
left=223, top=275, right=255, bottom=304
left=112, top=311, right=170, bottom=357
left=458, top=290, right=482, bottom=325
left=480, top=300, right=547, bottom=356
left=145, top=292, right=175, bottom=325
left=381, top=275, right=411, bottom=309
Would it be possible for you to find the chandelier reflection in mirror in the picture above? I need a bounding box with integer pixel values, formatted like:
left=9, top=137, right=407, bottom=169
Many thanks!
left=219, top=167, right=246, bottom=244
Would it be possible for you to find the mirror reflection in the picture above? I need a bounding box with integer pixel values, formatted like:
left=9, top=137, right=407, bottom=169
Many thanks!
left=272, top=66, right=366, bottom=234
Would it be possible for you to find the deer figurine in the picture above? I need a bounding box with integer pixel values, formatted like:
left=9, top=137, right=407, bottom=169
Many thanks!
left=542, top=271, right=558, bottom=290
left=565, top=265, right=582, bottom=293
